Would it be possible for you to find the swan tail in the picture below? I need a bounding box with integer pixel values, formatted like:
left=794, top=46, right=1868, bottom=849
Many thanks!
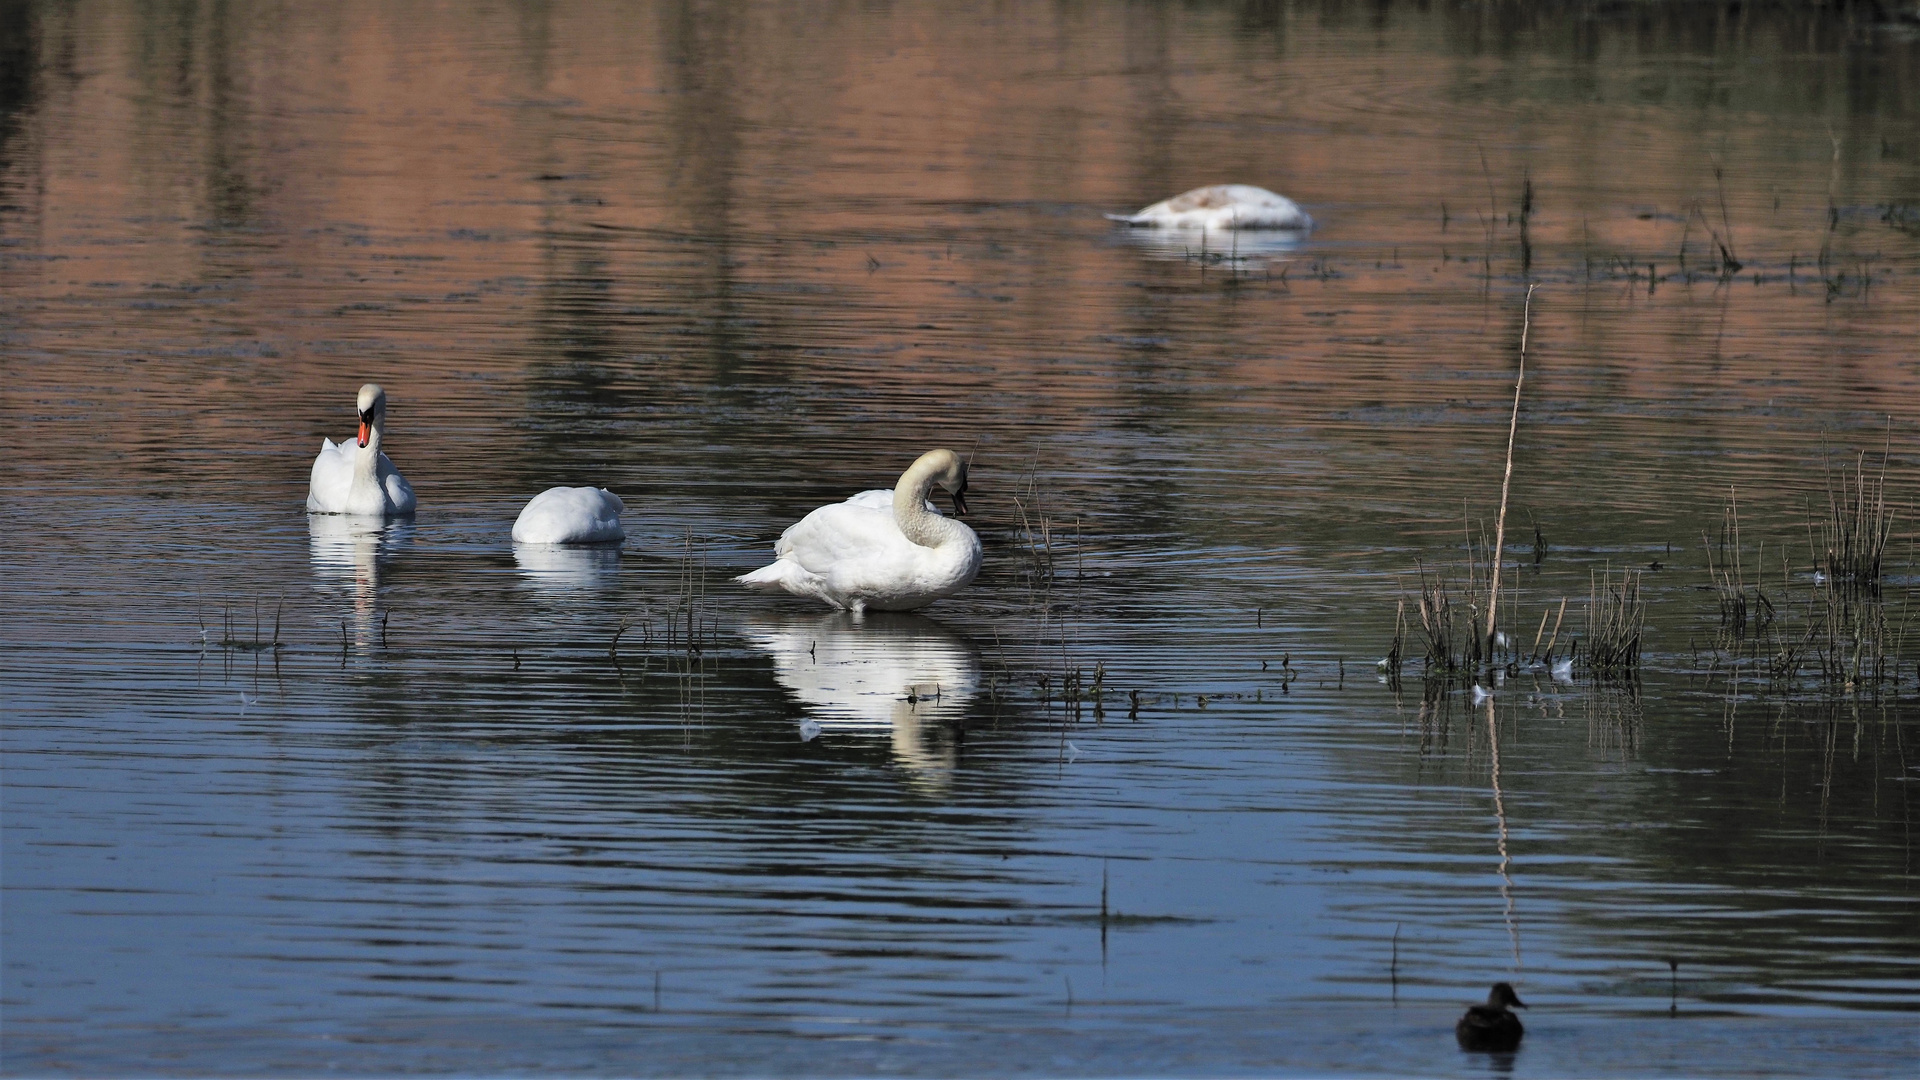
left=736, top=559, right=845, bottom=608
left=735, top=561, right=800, bottom=590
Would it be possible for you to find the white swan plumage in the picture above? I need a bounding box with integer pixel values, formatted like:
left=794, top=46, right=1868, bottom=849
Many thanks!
left=306, top=383, right=415, bottom=517
left=736, top=449, right=982, bottom=613
left=1107, top=184, right=1313, bottom=231
left=512, top=486, right=626, bottom=544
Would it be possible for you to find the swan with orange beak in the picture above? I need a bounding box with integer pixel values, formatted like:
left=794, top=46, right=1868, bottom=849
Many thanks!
left=306, top=383, right=416, bottom=517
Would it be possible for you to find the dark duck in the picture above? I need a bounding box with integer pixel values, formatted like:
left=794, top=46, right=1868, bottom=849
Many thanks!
left=1455, top=982, right=1526, bottom=1051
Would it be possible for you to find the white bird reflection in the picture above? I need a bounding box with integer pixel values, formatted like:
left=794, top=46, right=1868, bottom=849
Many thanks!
left=740, top=612, right=981, bottom=778
left=513, top=542, right=622, bottom=592
left=1111, top=225, right=1310, bottom=263
left=307, top=514, right=412, bottom=650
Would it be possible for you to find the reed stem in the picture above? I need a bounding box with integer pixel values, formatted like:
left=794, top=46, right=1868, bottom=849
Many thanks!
left=1486, top=284, right=1536, bottom=663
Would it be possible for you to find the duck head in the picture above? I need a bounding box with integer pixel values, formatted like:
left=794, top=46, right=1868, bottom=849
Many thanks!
left=356, top=383, right=387, bottom=448
left=1487, top=982, right=1527, bottom=1009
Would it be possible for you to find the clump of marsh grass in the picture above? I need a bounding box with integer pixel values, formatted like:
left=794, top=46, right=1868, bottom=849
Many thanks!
left=1583, top=567, right=1645, bottom=678
left=1703, top=489, right=1776, bottom=638
left=1408, top=562, right=1484, bottom=676
left=1815, top=445, right=1893, bottom=600
left=1696, top=441, right=1908, bottom=695
left=1809, top=583, right=1900, bottom=690
left=1009, top=457, right=1064, bottom=583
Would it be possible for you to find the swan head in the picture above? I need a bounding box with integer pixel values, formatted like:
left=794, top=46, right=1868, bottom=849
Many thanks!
left=925, top=448, right=969, bottom=515
left=355, top=383, right=387, bottom=448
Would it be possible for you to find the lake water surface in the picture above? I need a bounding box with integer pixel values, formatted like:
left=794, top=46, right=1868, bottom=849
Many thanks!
left=3, top=1, right=1918, bottom=1075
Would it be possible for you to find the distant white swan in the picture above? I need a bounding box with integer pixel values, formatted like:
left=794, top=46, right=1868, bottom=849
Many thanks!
left=1107, top=184, right=1313, bottom=231
left=306, top=383, right=415, bottom=517
left=736, top=448, right=982, bottom=613
left=512, top=486, right=625, bottom=544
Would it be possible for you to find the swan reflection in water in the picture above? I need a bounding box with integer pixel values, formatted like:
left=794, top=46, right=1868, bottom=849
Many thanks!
left=1110, top=225, right=1309, bottom=263
left=512, top=541, right=622, bottom=593
left=307, top=514, right=413, bottom=650
left=741, top=612, right=981, bottom=777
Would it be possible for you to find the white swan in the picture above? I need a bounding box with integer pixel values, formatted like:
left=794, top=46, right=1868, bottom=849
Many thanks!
left=1107, top=184, right=1313, bottom=231
left=512, top=487, right=625, bottom=544
left=736, top=449, right=982, bottom=613
left=306, top=383, right=415, bottom=517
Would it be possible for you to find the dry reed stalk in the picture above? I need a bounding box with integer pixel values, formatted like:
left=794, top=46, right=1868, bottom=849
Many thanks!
left=1485, top=284, right=1536, bottom=664
left=1010, top=457, right=1055, bottom=578
left=1541, top=597, right=1568, bottom=660
left=1387, top=596, right=1407, bottom=673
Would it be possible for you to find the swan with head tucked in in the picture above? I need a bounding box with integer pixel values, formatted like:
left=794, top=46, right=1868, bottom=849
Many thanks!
left=1107, top=184, right=1313, bottom=232
left=513, top=486, right=625, bottom=544
left=306, top=383, right=415, bottom=517
left=736, top=449, right=981, bottom=613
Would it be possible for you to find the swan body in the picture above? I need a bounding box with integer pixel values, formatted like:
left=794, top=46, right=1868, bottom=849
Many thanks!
left=306, top=383, right=415, bottom=517
left=736, top=449, right=981, bottom=613
left=512, top=486, right=625, bottom=544
left=1107, top=184, right=1313, bottom=231
left=1455, top=982, right=1526, bottom=1052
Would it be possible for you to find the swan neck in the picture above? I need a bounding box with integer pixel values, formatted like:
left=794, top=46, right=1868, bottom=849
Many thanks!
left=355, top=417, right=384, bottom=476
left=893, top=459, right=948, bottom=549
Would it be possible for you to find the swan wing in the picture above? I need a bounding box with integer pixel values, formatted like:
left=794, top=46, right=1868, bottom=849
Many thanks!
left=774, top=501, right=908, bottom=573
left=380, top=455, right=417, bottom=515
left=306, top=437, right=356, bottom=512
left=842, top=488, right=941, bottom=514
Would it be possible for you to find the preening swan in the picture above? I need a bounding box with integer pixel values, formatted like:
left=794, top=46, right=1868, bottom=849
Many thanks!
left=306, top=383, right=416, bottom=517
left=1107, top=184, right=1313, bottom=231
left=736, top=448, right=982, bottom=613
left=512, top=487, right=625, bottom=544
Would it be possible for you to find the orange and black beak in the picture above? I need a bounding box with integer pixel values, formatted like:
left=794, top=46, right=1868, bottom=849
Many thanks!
left=950, top=482, right=969, bottom=516
left=357, top=408, right=374, bottom=448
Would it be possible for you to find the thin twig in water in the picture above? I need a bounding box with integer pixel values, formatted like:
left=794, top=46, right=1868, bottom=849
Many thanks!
left=1486, top=284, right=1536, bottom=665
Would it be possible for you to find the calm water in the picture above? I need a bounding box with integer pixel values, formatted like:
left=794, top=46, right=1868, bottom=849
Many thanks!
left=4, top=1, right=1919, bottom=1075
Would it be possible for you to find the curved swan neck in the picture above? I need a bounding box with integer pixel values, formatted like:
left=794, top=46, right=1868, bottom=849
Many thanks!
left=356, top=413, right=385, bottom=474
left=893, top=454, right=957, bottom=549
